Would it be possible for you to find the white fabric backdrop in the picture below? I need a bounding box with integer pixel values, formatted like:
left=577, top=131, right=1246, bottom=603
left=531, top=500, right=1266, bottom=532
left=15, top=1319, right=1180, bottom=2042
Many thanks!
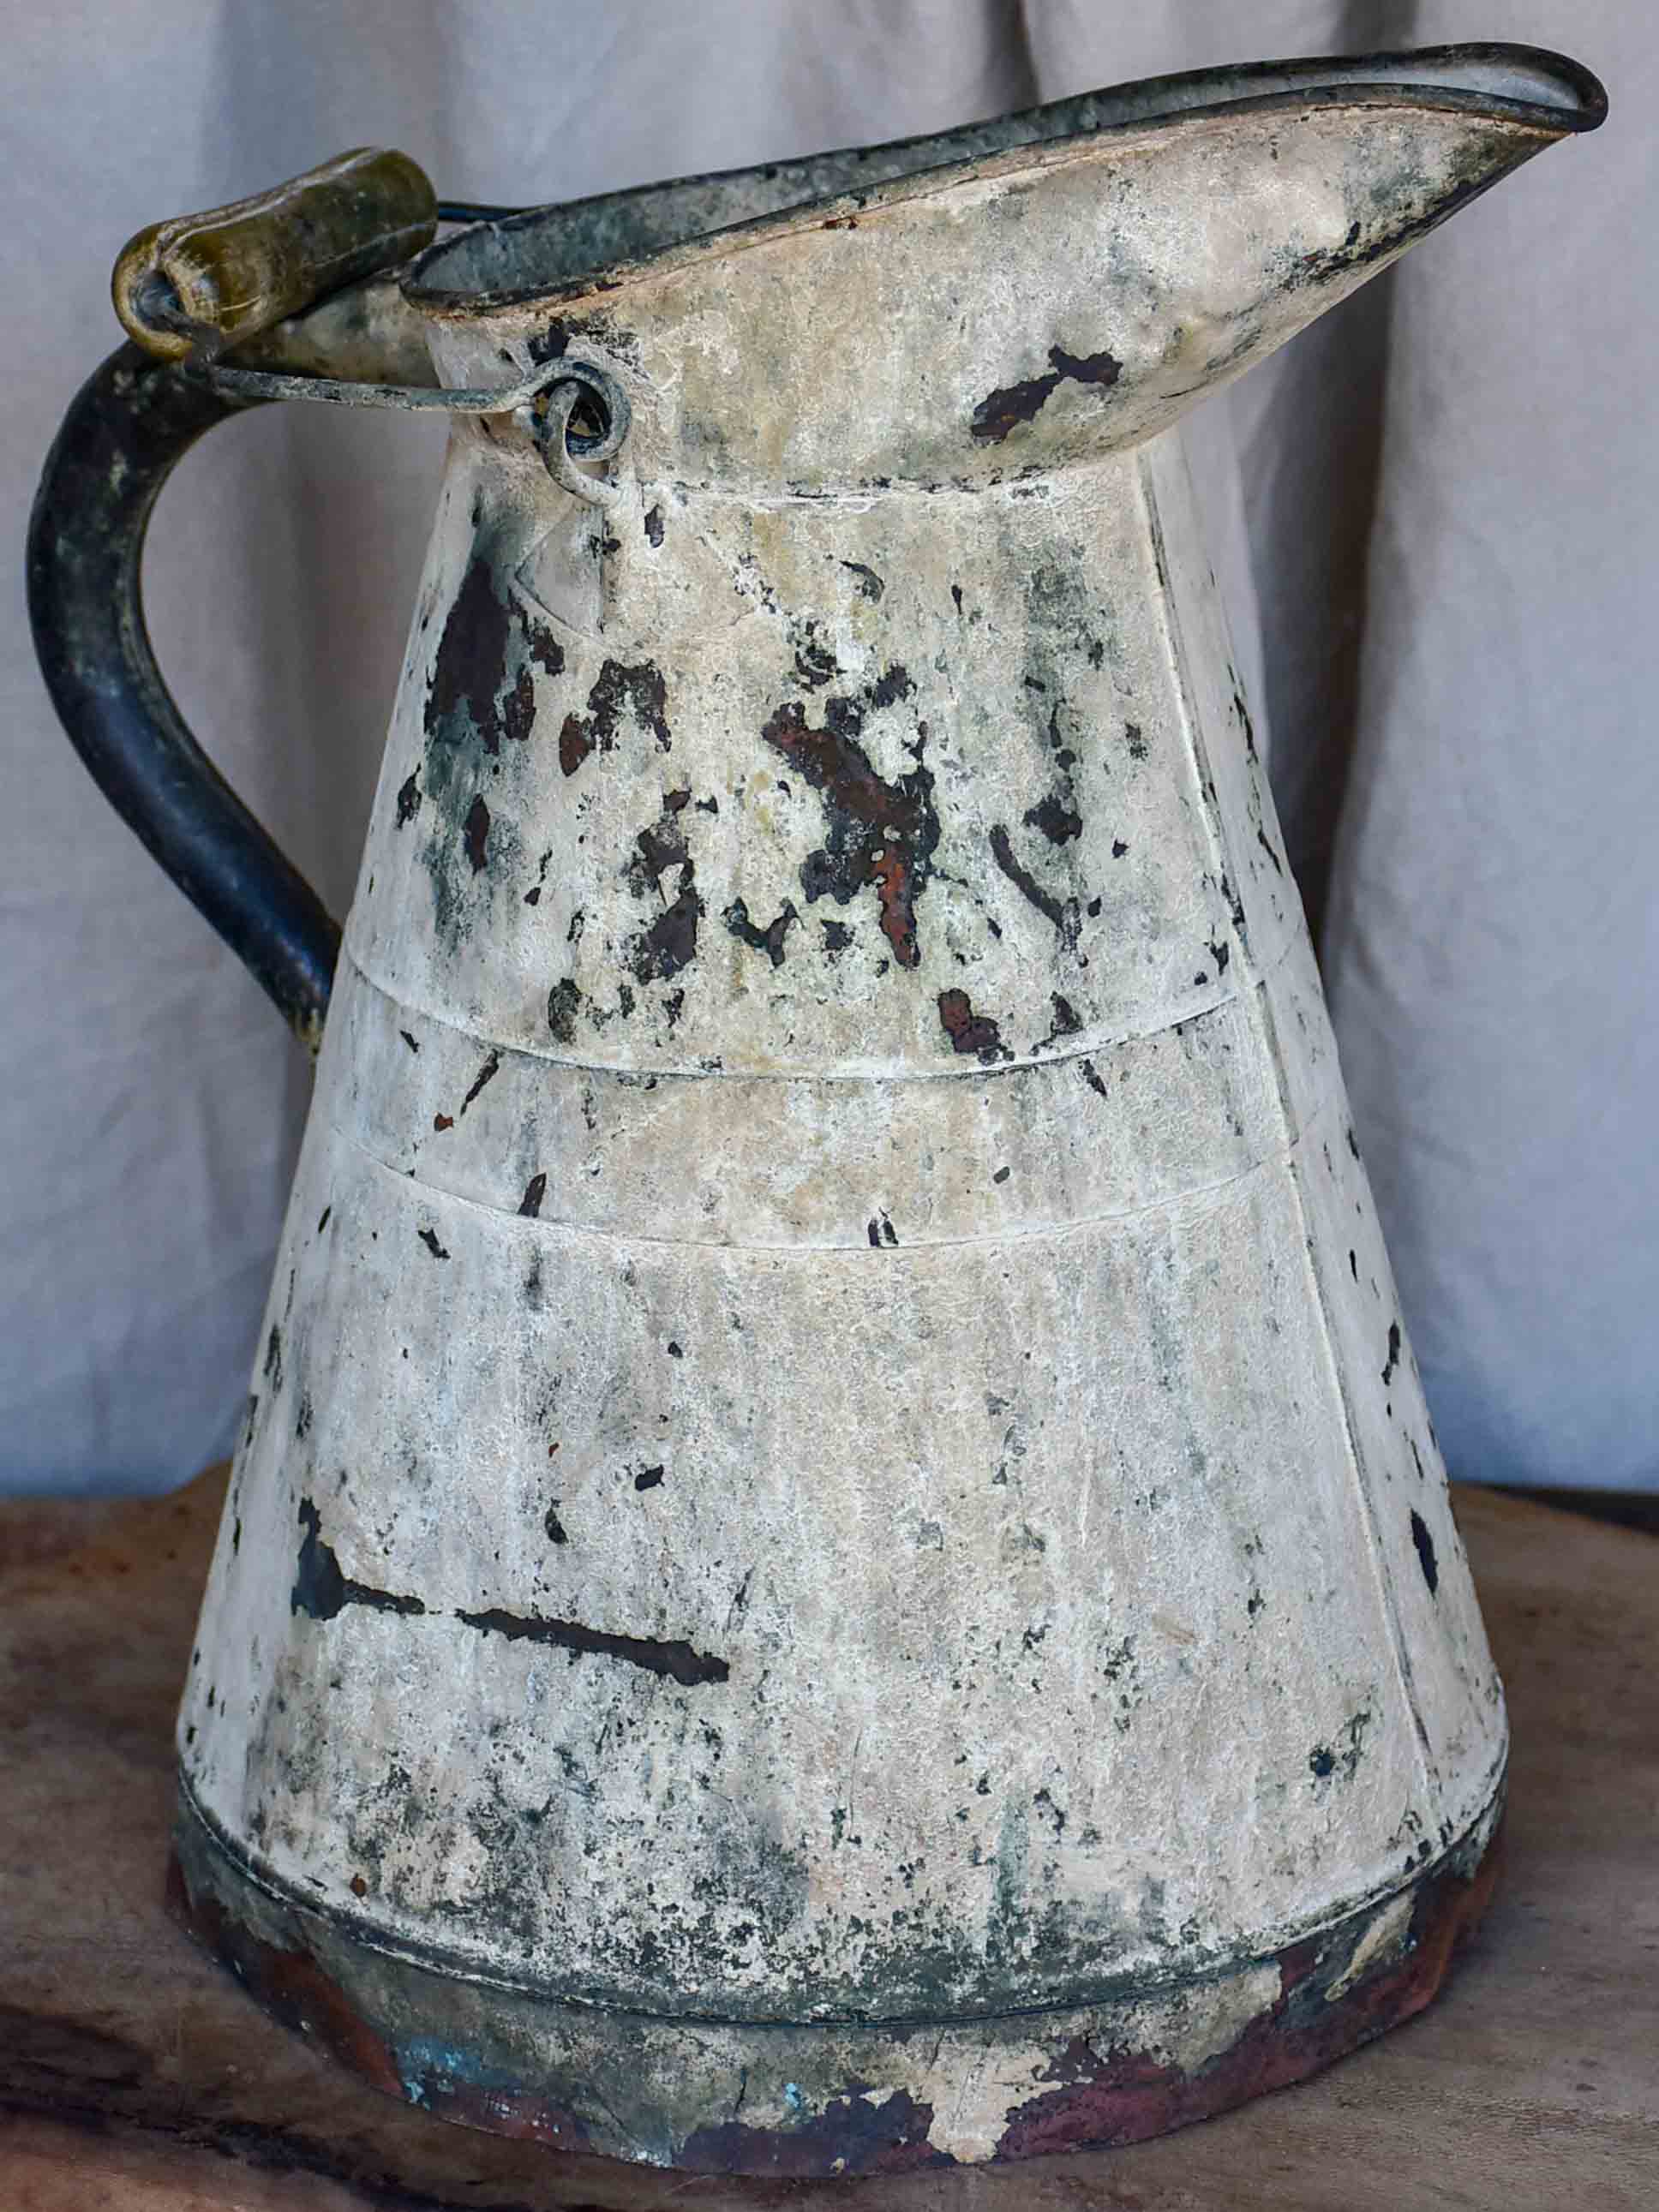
left=3, top=3, right=1650, bottom=1496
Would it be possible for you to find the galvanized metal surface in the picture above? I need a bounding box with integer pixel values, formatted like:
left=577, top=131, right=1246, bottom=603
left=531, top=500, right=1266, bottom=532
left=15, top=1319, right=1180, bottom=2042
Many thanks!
left=126, top=48, right=1598, bottom=2174
left=169, top=1787, right=1503, bottom=2173
left=10, top=1469, right=1658, bottom=2209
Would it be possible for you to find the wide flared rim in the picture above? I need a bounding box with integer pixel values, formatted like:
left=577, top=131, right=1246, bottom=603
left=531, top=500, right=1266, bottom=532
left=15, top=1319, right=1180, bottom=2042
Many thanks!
left=404, top=43, right=1606, bottom=322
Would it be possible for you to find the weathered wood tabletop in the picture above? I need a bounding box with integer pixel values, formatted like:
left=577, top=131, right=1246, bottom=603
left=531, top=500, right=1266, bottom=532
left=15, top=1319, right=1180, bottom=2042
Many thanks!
left=1, top=1469, right=1654, bottom=2210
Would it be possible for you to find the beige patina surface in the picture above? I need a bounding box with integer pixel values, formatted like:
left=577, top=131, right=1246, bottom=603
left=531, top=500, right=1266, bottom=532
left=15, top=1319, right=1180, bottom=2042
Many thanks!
left=152, top=61, right=1592, bottom=2167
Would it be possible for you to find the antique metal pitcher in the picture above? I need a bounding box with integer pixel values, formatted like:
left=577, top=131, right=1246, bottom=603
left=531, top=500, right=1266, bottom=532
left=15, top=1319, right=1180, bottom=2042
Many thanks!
left=29, top=45, right=1604, bottom=2175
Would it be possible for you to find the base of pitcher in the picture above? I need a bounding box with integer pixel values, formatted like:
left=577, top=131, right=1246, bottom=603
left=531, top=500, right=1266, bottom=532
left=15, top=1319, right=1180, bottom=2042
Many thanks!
left=168, top=1774, right=1502, bottom=2174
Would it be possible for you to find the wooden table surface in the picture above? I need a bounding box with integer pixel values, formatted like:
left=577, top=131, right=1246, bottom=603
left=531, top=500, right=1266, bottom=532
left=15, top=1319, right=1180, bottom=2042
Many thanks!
left=2, top=1468, right=1655, bottom=2211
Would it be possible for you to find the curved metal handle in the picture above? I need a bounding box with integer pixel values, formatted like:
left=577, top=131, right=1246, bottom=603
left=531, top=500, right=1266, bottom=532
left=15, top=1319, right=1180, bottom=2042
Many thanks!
left=27, top=345, right=340, bottom=1048
left=28, top=149, right=445, bottom=1051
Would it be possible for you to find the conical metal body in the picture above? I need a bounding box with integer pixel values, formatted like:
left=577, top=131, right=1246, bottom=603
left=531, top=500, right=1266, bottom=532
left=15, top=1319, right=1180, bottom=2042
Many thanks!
left=164, top=49, right=1602, bottom=2173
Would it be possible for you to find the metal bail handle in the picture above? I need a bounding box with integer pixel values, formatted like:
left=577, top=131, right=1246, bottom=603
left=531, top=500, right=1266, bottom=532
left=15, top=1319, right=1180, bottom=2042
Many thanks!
left=526, top=365, right=632, bottom=505
left=113, top=148, right=440, bottom=362
left=29, top=152, right=629, bottom=1050
left=195, top=351, right=633, bottom=488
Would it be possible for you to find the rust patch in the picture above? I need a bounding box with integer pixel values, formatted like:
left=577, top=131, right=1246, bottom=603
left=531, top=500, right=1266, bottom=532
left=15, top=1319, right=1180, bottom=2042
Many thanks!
left=291, top=1500, right=426, bottom=1624
left=1036, top=992, right=1083, bottom=1050
left=167, top=1792, right=1501, bottom=2178
left=459, top=1050, right=500, bottom=1115
left=1024, top=792, right=1083, bottom=845
left=937, top=989, right=1011, bottom=1064
left=559, top=657, right=671, bottom=777
left=288, top=1493, right=726, bottom=1681
left=681, top=2087, right=946, bottom=2178
left=166, top=1855, right=405, bottom=2100
left=463, top=794, right=491, bottom=873
left=426, top=556, right=508, bottom=750
left=1411, top=1510, right=1440, bottom=1593
left=793, top=619, right=839, bottom=690
left=995, top=1824, right=1502, bottom=2160
left=990, top=822, right=1079, bottom=948
left=425, top=553, right=562, bottom=757
left=971, top=344, right=1123, bottom=444
left=635, top=877, right=702, bottom=983
left=173, top=1831, right=590, bottom=2156
left=762, top=675, right=937, bottom=967
left=404, top=2063, right=596, bottom=2151
left=724, top=895, right=799, bottom=967
left=455, top=1602, right=728, bottom=1687
left=625, top=798, right=704, bottom=983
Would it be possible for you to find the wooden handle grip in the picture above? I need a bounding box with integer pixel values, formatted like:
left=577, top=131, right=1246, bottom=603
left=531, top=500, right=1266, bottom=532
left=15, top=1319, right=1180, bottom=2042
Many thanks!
left=111, top=148, right=437, bottom=362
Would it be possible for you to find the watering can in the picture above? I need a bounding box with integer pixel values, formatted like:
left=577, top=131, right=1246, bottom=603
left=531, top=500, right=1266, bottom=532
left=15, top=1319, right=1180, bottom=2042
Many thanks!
left=28, top=44, right=1604, bottom=2176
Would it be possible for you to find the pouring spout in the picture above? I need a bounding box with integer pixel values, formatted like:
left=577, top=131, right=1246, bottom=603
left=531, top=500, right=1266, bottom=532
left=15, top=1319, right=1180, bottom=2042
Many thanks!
left=919, top=44, right=1610, bottom=473
left=408, top=44, right=1606, bottom=491
left=957, top=43, right=1609, bottom=464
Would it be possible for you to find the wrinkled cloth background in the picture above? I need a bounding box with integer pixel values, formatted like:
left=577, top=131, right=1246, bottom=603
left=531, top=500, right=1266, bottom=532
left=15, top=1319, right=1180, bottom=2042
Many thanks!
left=3, top=2, right=1652, bottom=1497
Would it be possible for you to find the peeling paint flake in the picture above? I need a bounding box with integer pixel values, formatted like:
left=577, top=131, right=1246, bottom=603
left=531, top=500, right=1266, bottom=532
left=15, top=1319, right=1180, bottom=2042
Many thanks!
left=455, top=1601, right=728, bottom=1688
left=291, top=1500, right=426, bottom=1623
left=971, top=344, right=1123, bottom=443
left=560, top=657, right=671, bottom=776
left=763, top=677, right=937, bottom=967
left=937, top=989, right=1012, bottom=1064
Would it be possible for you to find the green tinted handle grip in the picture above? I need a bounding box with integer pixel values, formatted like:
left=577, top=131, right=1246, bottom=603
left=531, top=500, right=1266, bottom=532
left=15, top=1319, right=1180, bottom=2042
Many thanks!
left=111, top=147, right=437, bottom=362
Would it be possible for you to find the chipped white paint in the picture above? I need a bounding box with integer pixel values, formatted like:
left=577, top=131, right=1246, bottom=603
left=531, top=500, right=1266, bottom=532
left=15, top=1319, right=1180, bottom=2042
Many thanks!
left=169, top=53, right=1598, bottom=2166
left=1326, top=1889, right=1418, bottom=2003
